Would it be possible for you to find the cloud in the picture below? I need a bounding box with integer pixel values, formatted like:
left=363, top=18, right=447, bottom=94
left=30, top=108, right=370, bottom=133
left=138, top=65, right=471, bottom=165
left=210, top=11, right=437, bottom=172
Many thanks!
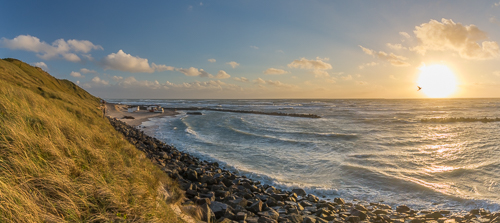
left=0, top=35, right=102, bottom=62
left=287, top=57, right=332, bottom=70
left=411, top=18, right=500, bottom=60
left=112, top=76, right=124, bottom=81
left=358, top=62, right=378, bottom=69
left=80, top=68, right=97, bottom=74
left=233, top=77, right=249, bottom=82
left=70, top=71, right=84, bottom=78
left=359, top=46, right=410, bottom=66
left=399, top=32, right=411, bottom=39
left=253, top=78, right=296, bottom=88
left=208, top=58, right=216, bottom=63
left=92, top=76, right=109, bottom=85
left=356, top=81, right=368, bottom=85
left=495, top=1, right=500, bottom=6
left=310, top=69, right=329, bottom=78
left=177, top=67, right=213, bottom=78
left=494, top=71, right=500, bottom=76
left=152, top=63, right=175, bottom=71
left=33, top=62, right=48, bottom=70
left=215, top=70, right=230, bottom=79
left=226, top=61, right=240, bottom=68
left=102, top=50, right=155, bottom=73
left=250, top=46, right=259, bottom=49
left=263, top=68, right=289, bottom=75
left=341, top=75, right=353, bottom=80
left=387, top=43, right=406, bottom=50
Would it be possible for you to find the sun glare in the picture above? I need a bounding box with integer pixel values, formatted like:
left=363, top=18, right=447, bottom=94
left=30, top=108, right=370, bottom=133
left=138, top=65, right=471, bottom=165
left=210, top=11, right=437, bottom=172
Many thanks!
left=417, top=64, right=458, bottom=98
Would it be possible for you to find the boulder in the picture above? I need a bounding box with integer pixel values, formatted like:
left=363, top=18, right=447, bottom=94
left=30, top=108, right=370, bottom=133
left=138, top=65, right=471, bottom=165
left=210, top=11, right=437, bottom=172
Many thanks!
left=292, top=188, right=307, bottom=197
left=248, top=200, right=263, bottom=213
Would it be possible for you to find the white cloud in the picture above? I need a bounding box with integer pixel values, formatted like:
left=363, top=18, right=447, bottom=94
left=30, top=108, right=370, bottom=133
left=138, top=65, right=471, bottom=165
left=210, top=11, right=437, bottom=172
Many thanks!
left=80, top=68, right=97, bottom=74
left=92, top=76, right=109, bottom=85
left=359, top=46, right=410, bottom=66
left=152, top=63, right=175, bottom=71
left=0, top=35, right=102, bottom=62
left=208, top=58, right=216, bottom=63
left=494, top=1, right=500, bottom=6
left=411, top=18, right=500, bottom=60
left=493, top=71, right=500, bottom=76
left=226, top=61, right=240, bottom=68
left=33, top=62, right=48, bottom=70
left=112, top=75, right=124, bottom=81
left=310, top=69, right=329, bottom=78
left=177, top=67, right=213, bottom=78
left=101, top=50, right=174, bottom=73
left=389, top=75, right=397, bottom=80
left=215, top=70, right=230, bottom=79
left=263, top=68, right=289, bottom=75
left=399, top=32, right=411, bottom=39
left=288, top=57, right=332, bottom=70
left=70, top=71, right=84, bottom=78
left=358, top=62, right=378, bottom=69
left=387, top=43, right=406, bottom=50
left=253, top=78, right=296, bottom=88
left=250, top=46, right=259, bottom=49
left=341, top=75, right=353, bottom=80
left=102, top=50, right=155, bottom=73
left=356, top=81, right=368, bottom=85
left=233, top=77, right=249, bottom=82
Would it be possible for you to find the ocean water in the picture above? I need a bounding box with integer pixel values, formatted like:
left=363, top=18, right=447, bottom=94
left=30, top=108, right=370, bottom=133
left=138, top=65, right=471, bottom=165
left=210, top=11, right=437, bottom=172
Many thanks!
left=108, top=99, right=500, bottom=213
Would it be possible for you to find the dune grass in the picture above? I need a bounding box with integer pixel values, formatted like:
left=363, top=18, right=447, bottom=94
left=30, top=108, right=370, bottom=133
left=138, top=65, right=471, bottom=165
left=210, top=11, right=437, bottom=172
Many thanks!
left=0, top=59, right=185, bottom=222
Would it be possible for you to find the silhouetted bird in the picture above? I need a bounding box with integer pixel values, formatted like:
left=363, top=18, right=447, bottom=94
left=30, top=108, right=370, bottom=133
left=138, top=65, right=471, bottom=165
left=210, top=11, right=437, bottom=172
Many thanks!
left=417, top=86, right=422, bottom=91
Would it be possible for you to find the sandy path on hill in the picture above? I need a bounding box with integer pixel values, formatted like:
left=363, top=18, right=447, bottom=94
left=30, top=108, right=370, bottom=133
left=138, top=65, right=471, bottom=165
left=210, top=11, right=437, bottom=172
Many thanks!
left=105, top=103, right=178, bottom=129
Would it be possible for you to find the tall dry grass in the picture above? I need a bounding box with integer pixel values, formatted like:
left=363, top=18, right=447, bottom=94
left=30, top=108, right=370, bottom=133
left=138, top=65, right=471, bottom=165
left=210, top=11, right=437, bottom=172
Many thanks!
left=0, top=59, right=184, bottom=222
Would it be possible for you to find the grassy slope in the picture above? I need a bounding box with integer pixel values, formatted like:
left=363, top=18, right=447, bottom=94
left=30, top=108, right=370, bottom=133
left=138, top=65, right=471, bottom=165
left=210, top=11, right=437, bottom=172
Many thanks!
left=0, top=59, right=184, bottom=222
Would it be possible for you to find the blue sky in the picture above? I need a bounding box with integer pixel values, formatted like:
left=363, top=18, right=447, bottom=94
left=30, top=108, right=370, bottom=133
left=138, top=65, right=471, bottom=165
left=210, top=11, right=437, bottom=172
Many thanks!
left=2, top=0, right=500, bottom=99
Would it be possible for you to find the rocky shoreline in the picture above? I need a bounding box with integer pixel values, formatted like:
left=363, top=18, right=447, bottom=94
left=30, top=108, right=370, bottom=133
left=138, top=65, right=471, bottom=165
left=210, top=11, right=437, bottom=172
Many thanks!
left=108, top=117, right=500, bottom=223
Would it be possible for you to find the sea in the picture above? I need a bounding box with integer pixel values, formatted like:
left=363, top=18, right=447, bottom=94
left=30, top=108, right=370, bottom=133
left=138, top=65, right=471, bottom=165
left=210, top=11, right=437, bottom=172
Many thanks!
left=107, top=98, right=500, bottom=213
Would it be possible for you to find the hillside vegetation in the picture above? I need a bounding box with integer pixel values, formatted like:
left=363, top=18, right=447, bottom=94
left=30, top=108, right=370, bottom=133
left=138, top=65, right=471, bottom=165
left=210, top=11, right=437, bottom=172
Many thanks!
left=0, top=59, right=184, bottom=222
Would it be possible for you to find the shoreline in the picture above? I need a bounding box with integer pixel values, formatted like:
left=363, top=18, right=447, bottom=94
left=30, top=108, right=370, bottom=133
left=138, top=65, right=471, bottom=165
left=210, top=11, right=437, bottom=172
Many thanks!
left=105, top=103, right=499, bottom=223
left=105, top=103, right=178, bottom=127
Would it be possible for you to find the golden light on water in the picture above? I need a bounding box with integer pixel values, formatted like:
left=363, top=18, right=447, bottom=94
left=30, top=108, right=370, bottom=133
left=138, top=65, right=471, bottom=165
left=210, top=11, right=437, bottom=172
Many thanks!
left=417, top=64, right=458, bottom=98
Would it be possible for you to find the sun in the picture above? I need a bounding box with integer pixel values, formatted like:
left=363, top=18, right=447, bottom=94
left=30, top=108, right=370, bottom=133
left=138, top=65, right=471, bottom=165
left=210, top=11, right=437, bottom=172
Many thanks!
left=417, top=64, right=458, bottom=98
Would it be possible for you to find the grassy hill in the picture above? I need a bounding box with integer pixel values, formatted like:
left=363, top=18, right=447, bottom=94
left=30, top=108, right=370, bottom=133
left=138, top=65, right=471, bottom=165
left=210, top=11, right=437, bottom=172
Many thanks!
left=0, top=59, right=184, bottom=222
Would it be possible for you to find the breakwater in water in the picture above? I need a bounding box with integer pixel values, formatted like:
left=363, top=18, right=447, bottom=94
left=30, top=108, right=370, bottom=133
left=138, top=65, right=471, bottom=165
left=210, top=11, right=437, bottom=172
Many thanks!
left=108, top=117, right=500, bottom=223
left=166, top=107, right=320, bottom=118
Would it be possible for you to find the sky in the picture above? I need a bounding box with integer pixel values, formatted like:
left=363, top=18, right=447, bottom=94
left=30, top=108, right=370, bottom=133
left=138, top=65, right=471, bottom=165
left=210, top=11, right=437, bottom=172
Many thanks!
left=1, top=0, right=500, bottom=99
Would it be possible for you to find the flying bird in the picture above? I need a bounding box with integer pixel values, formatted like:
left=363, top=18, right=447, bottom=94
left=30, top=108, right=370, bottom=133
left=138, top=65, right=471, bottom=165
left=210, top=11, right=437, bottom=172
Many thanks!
left=417, top=86, right=422, bottom=91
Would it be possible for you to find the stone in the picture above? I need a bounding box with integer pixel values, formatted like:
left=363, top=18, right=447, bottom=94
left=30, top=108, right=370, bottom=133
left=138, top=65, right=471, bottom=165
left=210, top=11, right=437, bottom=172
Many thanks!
left=200, top=203, right=215, bottom=223
left=346, top=215, right=360, bottom=223
left=303, top=216, right=317, bottom=223
left=258, top=216, right=277, bottom=223
left=334, top=197, right=345, bottom=205
left=291, top=188, right=307, bottom=197
left=228, top=198, right=248, bottom=208
left=351, top=209, right=368, bottom=221
left=235, top=212, right=247, bottom=221
left=287, top=214, right=304, bottom=223
left=396, top=205, right=411, bottom=213
left=248, top=200, right=263, bottom=213
left=300, top=200, right=313, bottom=207
left=209, top=201, right=230, bottom=218
left=307, top=194, right=319, bottom=203
left=426, top=212, right=443, bottom=219
left=258, top=209, right=279, bottom=221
